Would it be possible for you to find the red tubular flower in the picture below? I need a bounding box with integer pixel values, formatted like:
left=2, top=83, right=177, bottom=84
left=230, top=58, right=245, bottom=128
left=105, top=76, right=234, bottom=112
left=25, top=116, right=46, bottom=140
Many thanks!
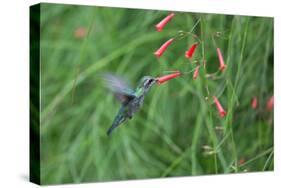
left=155, top=13, right=175, bottom=32
left=154, top=38, right=174, bottom=58
left=266, top=96, right=274, bottom=111
left=156, top=71, right=181, bottom=84
left=193, top=65, right=200, bottom=80
left=74, top=27, right=87, bottom=39
left=216, top=48, right=226, bottom=71
left=185, top=43, right=198, bottom=59
left=251, top=96, right=258, bottom=110
left=213, top=96, right=227, bottom=118
left=239, top=158, right=245, bottom=166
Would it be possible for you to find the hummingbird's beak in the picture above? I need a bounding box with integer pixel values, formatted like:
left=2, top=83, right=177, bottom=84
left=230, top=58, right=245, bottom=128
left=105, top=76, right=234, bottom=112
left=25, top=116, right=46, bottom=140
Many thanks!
left=155, top=77, right=160, bottom=84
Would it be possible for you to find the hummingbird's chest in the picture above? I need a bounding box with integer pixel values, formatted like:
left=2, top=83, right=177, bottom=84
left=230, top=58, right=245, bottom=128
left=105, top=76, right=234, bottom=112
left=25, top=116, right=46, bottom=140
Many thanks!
left=127, top=96, right=144, bottom=115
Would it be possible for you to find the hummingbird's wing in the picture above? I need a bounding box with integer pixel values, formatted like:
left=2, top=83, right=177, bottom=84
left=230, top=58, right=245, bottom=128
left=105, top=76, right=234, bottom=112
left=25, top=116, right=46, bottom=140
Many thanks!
left=103, top=73, right=136, bottom=103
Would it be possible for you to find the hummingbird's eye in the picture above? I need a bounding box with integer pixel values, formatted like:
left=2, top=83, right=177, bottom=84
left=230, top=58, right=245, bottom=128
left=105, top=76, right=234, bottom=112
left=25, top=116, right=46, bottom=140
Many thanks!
left=143, top=78, right=155, bottom=87
left=146, top=79, right=155, bottom=86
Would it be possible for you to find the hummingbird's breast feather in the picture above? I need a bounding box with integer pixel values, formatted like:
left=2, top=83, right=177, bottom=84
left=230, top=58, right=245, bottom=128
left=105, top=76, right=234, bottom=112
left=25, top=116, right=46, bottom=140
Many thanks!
left=128, top=95, right=144, bottom=115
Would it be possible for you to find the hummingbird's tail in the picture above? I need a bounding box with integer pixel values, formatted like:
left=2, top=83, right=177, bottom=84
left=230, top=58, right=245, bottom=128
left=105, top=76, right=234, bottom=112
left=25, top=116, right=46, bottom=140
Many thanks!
left=107, top=115, right=126, bottom=136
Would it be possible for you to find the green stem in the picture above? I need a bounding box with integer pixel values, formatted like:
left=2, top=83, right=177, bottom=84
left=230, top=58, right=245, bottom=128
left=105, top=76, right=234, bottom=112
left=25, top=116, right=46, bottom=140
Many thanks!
left=239, top=147, right=273, bottom=168
left=263, top=150, right=274, bottom=171
left=71, top=12, right=95, bottom=104
left=226, top=17, right=249, bottom=173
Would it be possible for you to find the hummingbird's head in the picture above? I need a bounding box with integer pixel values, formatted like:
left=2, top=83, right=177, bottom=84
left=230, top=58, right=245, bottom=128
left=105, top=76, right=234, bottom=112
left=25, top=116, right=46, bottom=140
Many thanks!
left=139, top=76, right=156, bottom=93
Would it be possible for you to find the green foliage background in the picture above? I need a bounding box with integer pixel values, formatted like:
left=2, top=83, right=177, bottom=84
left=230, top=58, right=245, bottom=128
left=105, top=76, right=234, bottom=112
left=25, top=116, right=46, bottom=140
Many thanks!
left=39, top=3, right=273, bottom=185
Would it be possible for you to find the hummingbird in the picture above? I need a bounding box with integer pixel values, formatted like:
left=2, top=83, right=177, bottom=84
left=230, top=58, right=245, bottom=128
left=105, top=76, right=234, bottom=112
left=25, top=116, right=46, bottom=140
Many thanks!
left=103, top=73, right=157, bottom=136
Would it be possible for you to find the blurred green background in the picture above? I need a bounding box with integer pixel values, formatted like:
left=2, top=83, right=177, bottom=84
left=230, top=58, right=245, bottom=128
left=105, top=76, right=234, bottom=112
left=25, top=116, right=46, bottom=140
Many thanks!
left=39, top=3, right=273, bottom=185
